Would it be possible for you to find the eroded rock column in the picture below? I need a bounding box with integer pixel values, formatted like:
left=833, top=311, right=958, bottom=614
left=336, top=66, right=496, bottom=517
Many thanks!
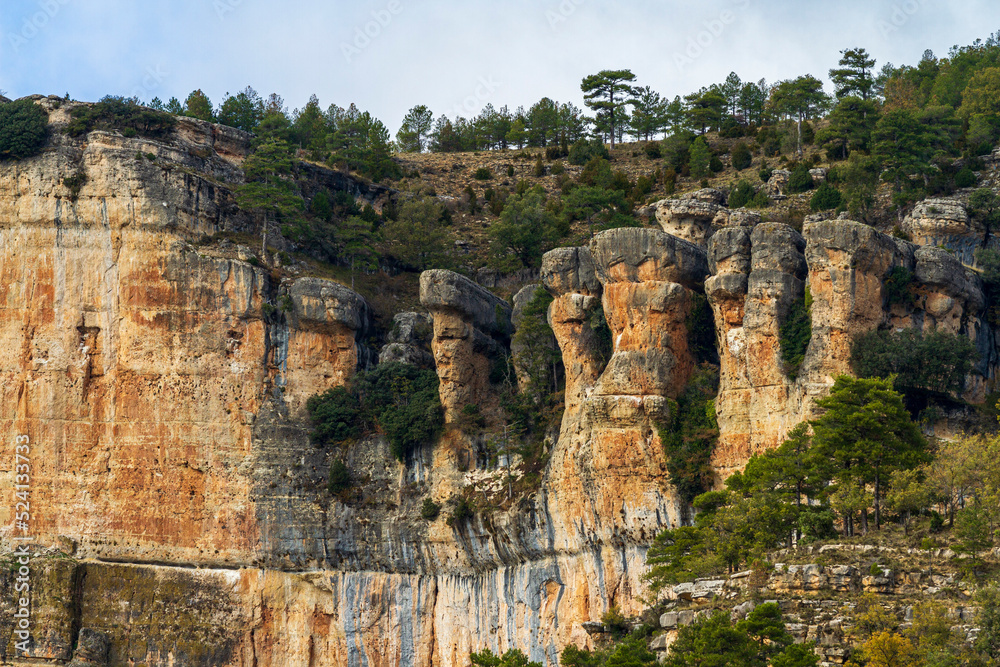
left=282, top=277, right=373, bottom=415
left=587, top=228, right=709, bottom=425
left=705, top=227, right=752, bottom=470
left=419, top=269, right=512, bottom=423
left=744, top=223, right=808, bottom=453
left=802, top=220, right=905, bottom=387
left=540, top=247, right=605, bottom=410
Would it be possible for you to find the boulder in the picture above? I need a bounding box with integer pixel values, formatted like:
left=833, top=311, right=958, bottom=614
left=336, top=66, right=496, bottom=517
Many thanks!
left=902, top=198, right=981, bottom=265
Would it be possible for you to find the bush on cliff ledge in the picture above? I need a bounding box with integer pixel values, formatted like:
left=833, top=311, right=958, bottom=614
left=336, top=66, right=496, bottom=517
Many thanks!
left=0, top=99, right=48, bottom=160
left=65, top=95, right=175, bottom=139
left=307, top=362, right=444, bottom=462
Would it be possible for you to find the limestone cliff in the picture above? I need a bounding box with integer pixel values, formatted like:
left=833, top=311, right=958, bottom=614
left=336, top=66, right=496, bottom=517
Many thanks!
left=1, top=98, right=997, bottom=667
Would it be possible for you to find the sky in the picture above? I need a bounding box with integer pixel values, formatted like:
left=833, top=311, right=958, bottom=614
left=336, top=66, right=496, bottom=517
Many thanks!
left=1, top=0, right=999, bottom=134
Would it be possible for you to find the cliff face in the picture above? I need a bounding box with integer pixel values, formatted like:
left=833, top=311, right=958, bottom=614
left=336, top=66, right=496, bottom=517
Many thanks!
left=0, top=100, right=996, bottom=667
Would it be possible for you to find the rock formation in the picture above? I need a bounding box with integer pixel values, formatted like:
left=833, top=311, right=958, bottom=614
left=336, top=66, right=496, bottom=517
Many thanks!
left=419, top=269, right=512, bottom=422
left=541, top=247, right=604, bottom=409
left=1, top=99, right=997, bottom=667
left=379, top=311, right=434, bottom=368
left=901, top=198, right=981, bottom=265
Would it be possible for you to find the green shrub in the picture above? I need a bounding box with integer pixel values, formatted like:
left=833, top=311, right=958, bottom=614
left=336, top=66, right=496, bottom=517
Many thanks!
left=357, top=363, right=444, bottom=461
left=506, top=164, right=515, bottom=177
left=449, top=495, right=475, bottom=525
left=328, top=459, right=351, bottom=493
left=851, top=328, right=978, bottom=401
left=687, top=292, right=717, bottom=365
left=955, top=166, right=977, bottom=188
left=473, top=166, right=492, bottom=180
left=0, top=99, right=48, bottom=160
left=798, top=509, right=837, bottom=542
left=601, top=605, right=630, bottom=639
left=550, top=160, right=565, bottom=176
left=65, top=96, right=175, bottom=139
left=709, top=154, right=724, bottom=173
left=689, top=137, right=711, bottom=178
left=884, top=266, right=915, bottom=308
left=779, top=287, right=812, bottom=379
left=307, top=387, right=361, bottom=445
left=810, top=181, right=843, bottom=211
left=62, top=170, right=87, bottom=201
left=731, top=141, right=753, bottom=170
left=728, top=179, right=756, bottom=208
left=787, top=164, right=815, bottom=193
left=543, top=145, right=564, bottom=160
left=420, top=498, right=441, bottom=520
left=306, top=362, right=443, bottom=462
left=568, top=138, right=610, bottom=165
left=663, top=167, right=678, bottom=194
left=658, top=365, right=720, bottom=504
left=759, top=166, right=774, bottom=182
left=748, top=190, right=770, bottom=208
left=533, top=155, right=545, bottom=177
left=644, top=141, right=662, bottom=159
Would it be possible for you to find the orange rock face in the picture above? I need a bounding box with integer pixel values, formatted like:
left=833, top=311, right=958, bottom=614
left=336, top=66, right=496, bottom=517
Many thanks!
left=0, top=102, right=371, bottom=571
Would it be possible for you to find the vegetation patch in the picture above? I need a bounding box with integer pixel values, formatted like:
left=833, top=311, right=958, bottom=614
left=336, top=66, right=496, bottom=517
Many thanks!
left=0, top=99, right=48, bottom=160
left=657, top=364, right=720, bottom=505
left=307, top=362, right=444, bottom=462
left=779, top=287, right=812, bottom=379
left=65, top=96, right=175, bottom=139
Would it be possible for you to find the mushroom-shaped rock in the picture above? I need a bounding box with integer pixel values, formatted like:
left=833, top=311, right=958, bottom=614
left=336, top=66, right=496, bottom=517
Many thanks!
left=289, top=277, right=372, bottom=334
left=420, top=270, right=512, bottom=422
left=584, top=229, right=708, bottom=424
left=590, top=227, right=708, bottom=288
left=420, top=269, right=513, bottom=337
left=654, top=198, right=727, bottom=246
left=283, top=277, right=374, bottom=412
left=541, top=246, right=602, bottom=297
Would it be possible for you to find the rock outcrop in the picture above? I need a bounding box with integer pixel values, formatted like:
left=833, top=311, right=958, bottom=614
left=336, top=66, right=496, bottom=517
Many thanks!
left=707, top=224, right=808, bottom=473
left=901, top=198, right=981, bottom=265
left=541, top=247, right=605, bottom=409
left=2, top=100, right=998, bottom=667
left=379, top=311, right=434, bottom=368
left=419, top=269, right=512, bottom=422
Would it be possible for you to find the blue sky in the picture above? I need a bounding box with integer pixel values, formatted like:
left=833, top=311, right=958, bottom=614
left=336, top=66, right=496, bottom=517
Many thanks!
left=1, top=0, right=998, bottom=134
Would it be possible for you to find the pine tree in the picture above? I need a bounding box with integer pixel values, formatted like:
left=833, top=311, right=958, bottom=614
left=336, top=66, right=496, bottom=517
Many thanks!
left=830, top=48, right=877, bottom=100
left=183, top=89, right=215, bottom=122
left=581, top=70, right=637, bottom=147
left=770, top=76, right=830, bottom=157
left=396, top=104, right=434, bottom=152
left=689, top=136, right=712, bottom=179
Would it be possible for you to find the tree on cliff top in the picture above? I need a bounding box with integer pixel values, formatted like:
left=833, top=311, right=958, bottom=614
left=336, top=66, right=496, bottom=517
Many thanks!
left=184, top=89, right=215, bottom=122
left=0, top=99, right=48, bottom=160
left=235, top=138, right=305, bottom=226
left=396, top=104, right=434, bottom=152
left=770, top=75, right=829, bottom=157
left=581, top=69, right=637, bottom=147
